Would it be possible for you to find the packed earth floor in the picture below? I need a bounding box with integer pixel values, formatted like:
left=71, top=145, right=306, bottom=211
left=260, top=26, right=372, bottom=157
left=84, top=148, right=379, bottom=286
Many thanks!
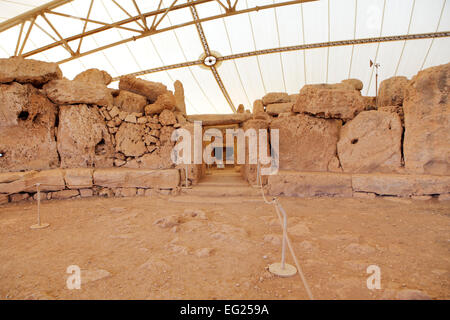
left=0, top=191, right=449, bottom=300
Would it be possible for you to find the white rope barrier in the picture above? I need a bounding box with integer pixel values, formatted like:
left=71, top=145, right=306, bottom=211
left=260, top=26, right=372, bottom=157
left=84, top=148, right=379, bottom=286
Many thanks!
left=258, top=170, right=314, bottom=300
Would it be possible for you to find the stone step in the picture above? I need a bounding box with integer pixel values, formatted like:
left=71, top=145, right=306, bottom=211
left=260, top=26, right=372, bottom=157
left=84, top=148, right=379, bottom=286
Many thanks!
left=182, top=185, right=261, bottom=197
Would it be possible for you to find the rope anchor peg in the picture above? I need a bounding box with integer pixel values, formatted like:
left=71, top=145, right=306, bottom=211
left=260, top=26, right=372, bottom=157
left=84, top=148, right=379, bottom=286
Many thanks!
left=30, top=183, right=50, bottom=230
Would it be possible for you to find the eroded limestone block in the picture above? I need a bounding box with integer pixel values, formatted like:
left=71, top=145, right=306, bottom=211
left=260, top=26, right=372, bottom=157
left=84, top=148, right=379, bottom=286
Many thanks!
left=252, top=99, right=265, bottom=114
left=0, top=82, right=57, bottom=128
left=337, top=111, right=403, bottom=173
left=267, top=171, right=353, bottom=197
left=93, top=168, right=180, bottom=189
left=51, top=189, right=79, bottom=200
left=378, top=76, right=409, bottom=108
left=293, top=85, right=365, bottom=121
left=64, top=168, right=93, bottom=189
left=114, top=90, right=147, bottom=114
left=0, top=57, right=62, bottom=85
left=57, top=104, right=114, bottom=168
left=144, top=91, right=176, bottom=115
left=119, top=75, right=167, bottom=103
left=73, top=68, right=112, bottom=86
left=266, top=102, right=293, bottom=115
left=262, top=92, right=290, bottom=105
left=0, top=126, right=59, bottom=172
left=159, top=109, right=177, bottom=126
left=270, top=114, right=341, bottom=171
left=352, top=173, right=450, bottom=197
left=115, top=122, right=147, bottom=157
left=403, top=63, right=450, bottom=175
left=174, top=80, right=186, bottom=114
left=44, top=79, right=113, bottom=107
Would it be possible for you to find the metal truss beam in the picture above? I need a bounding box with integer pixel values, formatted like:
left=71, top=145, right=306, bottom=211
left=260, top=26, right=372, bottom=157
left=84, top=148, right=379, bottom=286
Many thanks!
left=189, top=0, right=236, bottom=113
left=111, top=31, right=450, bottom=81
left=0, top=0, right=316, bottom=62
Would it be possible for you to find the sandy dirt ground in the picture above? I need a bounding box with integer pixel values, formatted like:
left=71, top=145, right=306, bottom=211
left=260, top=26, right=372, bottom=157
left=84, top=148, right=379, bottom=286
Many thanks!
left=0, top=191, right=449, bottom=300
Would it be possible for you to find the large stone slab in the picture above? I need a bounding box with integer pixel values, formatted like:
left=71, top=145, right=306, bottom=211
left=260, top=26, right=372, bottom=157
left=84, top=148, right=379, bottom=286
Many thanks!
left=267, top=171, right=353, bottom=197
left=262, top=92, right=290, bottom=105
left=270, top=114, right=341, bottom=171
left=64, top=168, right=93, bottom=189
left=0, top=169, right=65, bottom=194
left=352, top=173, right=450, bottom=196
left=114, top=90, right=147, bottom=113
left=293, top=85, right=365, bottom=121
left=0, top=126, right=59, bottom=172
left=73, top=68, right=112, bottom=86
left=337, top=110, right=403, bottom=173
left=266, top=102, right=293, bottom=115
left=44, top=79, right=113, bottom=107
left=378, top=76, right=409, bottom=107
left=57, top=104, right=114, bottom=168
left=403, top=62, right=450, bottom=175
left=119, top=75, right=167, bottom=103
left=186, top=113, right=252, bottom=126
left=93, top=168, right=180, bottom=189
left=0, top=82, right=57, bottom=128
left=0, top=57, right=62, bottom=85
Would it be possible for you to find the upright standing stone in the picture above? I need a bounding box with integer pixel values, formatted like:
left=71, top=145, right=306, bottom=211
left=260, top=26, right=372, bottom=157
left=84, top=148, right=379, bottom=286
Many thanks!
left=403, top=63, right=450, bottom=175
left=174, top=80, right=186, bottom=114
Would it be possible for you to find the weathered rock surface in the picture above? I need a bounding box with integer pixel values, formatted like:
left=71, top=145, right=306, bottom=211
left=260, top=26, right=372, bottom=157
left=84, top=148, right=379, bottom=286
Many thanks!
left=241, top=119, right=270, bottom=185
left=378, top=105, right=404, bottom=124
left=186, top=114, right=251, bottom=126
left=64, top=168, right=93, bottom=189
left=115, top=122, right=147, bottom=157
left=73, top=68, right=112, bottom=86
left=0, top=126, right=59, bottom=172
left=0, top=82, right=57, bottom=128
left=57, top=104, right=114, bottom=168
left=252, top=100, right=265, bottom=114
left=113, top=90, right=147, bottom=114
left=119, top=75, right=167, bottom=103
left=352, top=173, right=450, bottom=197
left=341, top=79, right=363, bottom=91
left=266, top=102, right=293, bottom=115
left=44, top=79, right=113, bottom=107
left=293, top=85, right=365, bottom=121
left=267, top=171, right=353, bottom=197
left=337, top=111, right=403, bottom=173
left=144, top=92, right=176, bottom=115
left=174, top=80, right=186, bottom=114
left=159, top=109, right=177, bottom=126
left=51, top=189, right=79, bottom=200
left=403, top=63, right=450, bottom=175
left=378, top=76, right=409, bottom=107
left=0, top=169, right=65, bottom=194
left=0, top=57, right=62, bottom=85
left=270, top=114, right=341, bottom=171
left=262, top=92, right=290, bottom=105
left=93, top=168, right=180, bottom=189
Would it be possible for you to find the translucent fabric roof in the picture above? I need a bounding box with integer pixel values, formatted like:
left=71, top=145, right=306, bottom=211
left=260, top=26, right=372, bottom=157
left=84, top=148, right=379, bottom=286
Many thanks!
left=0, top=0, right=449, bottom=114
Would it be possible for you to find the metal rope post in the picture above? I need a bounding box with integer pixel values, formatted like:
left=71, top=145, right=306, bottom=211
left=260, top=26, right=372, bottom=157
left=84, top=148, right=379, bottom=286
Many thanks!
left=30, top=183, right=49, bottom=230
left=268, top=201, right=297, bottom=277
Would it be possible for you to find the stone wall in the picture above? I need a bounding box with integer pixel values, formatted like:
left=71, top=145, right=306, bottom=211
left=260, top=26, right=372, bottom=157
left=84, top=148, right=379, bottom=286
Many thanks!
left=0, top=57, right=197, bottom=201
left=0, top=168, right=180, bottom=205
left=241, top=63, right=449, bottom=190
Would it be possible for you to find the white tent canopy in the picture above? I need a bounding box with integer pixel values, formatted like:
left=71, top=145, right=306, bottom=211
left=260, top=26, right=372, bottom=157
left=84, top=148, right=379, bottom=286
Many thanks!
left=0, top=0, right=449, bottom=114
